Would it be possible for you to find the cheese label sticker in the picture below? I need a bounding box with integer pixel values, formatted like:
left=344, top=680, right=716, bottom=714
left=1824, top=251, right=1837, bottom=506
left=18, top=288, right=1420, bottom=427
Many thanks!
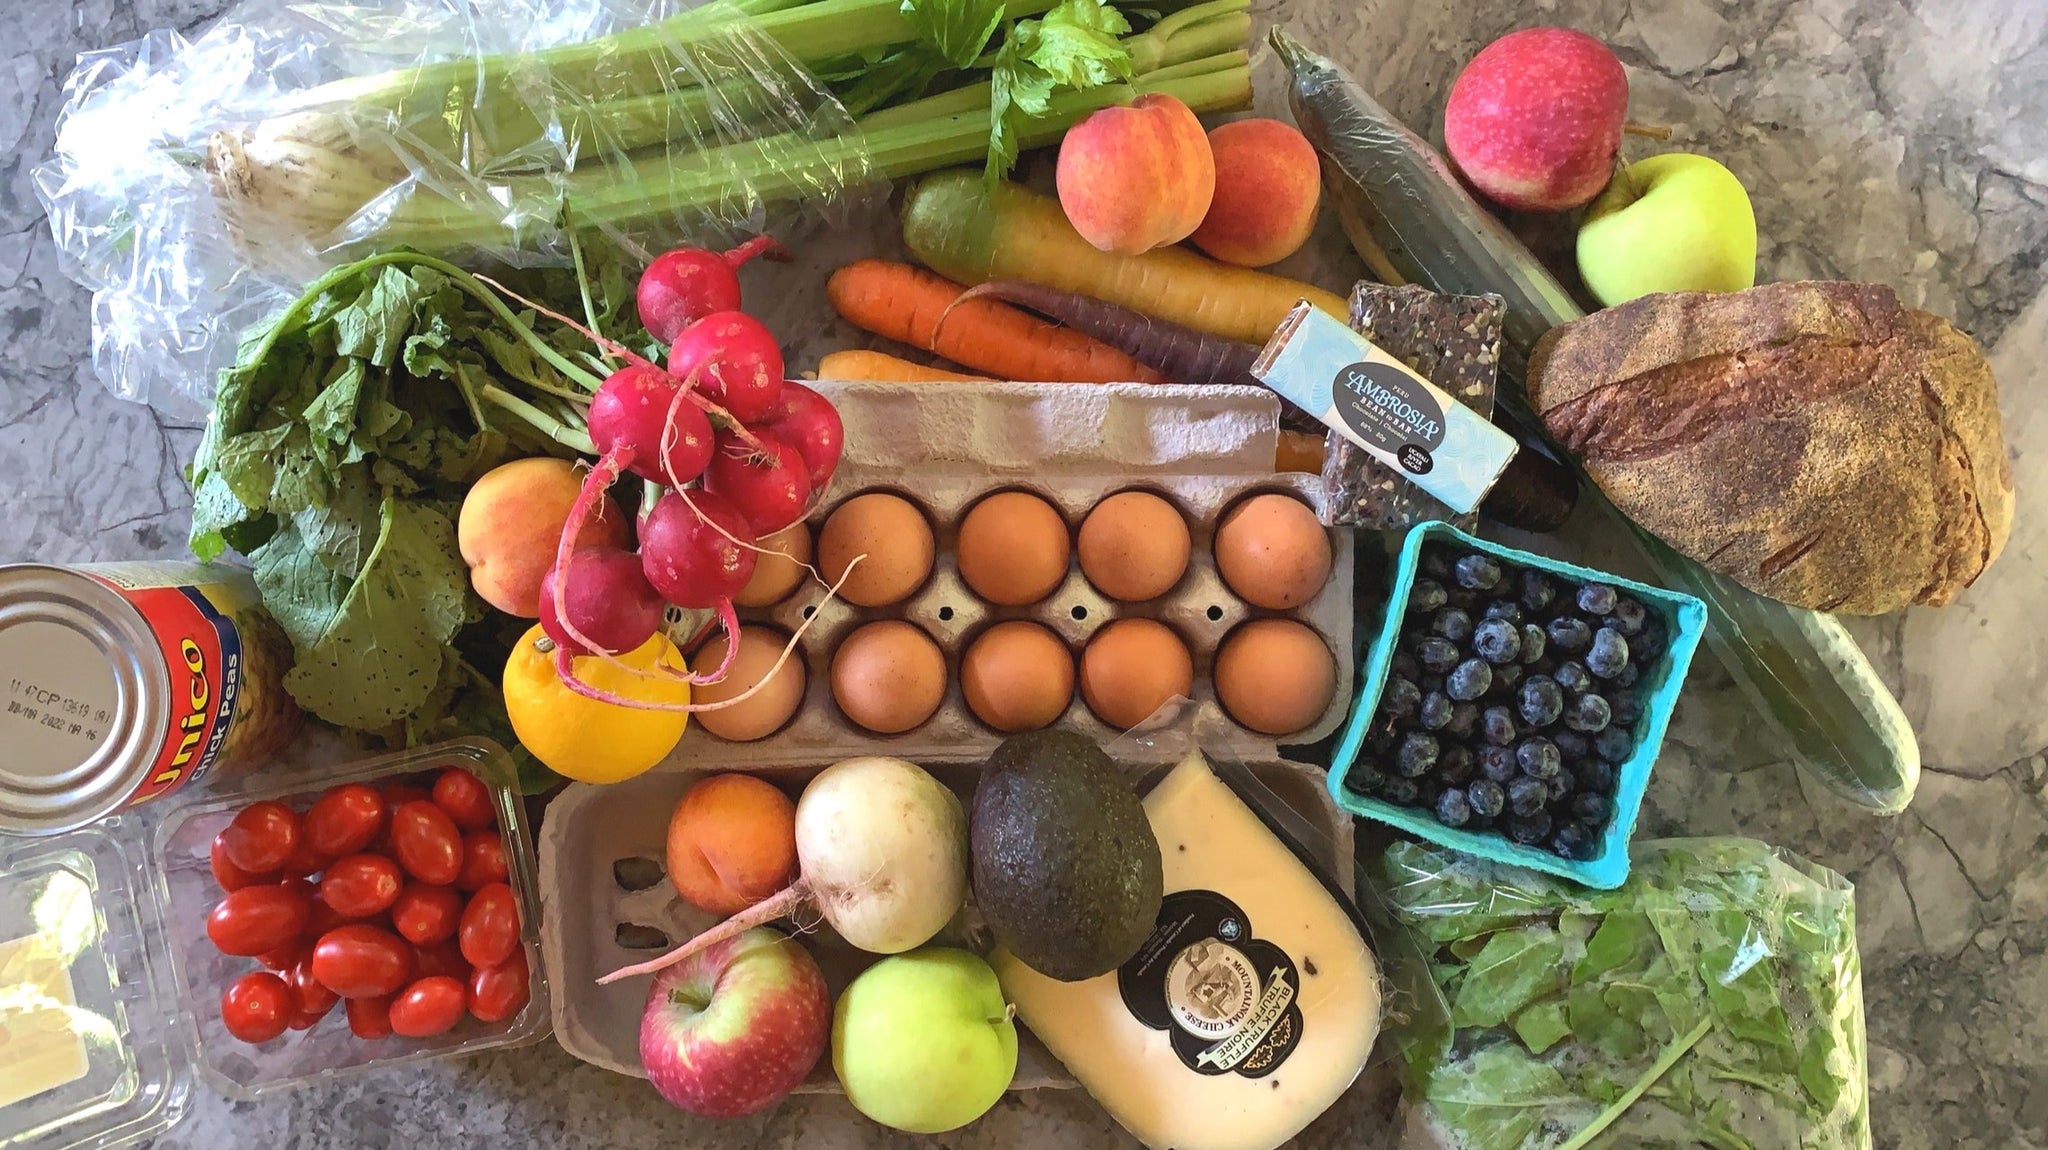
left=1116, top=890, right=1304, bottom=1077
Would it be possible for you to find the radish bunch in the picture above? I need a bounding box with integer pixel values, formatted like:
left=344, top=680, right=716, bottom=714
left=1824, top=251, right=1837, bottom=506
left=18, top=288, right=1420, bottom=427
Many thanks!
left=543, top=240, right=844, bottom=707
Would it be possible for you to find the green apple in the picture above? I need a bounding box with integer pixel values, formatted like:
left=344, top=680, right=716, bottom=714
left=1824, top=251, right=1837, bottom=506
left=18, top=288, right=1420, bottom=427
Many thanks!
left=832, top=948, right=1017, bottom=1133
left=1576, top=153, right=1757, bottom=306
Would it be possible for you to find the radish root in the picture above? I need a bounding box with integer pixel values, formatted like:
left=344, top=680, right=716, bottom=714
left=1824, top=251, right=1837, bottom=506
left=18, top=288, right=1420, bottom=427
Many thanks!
left=598, top=879, right=813, bottom=984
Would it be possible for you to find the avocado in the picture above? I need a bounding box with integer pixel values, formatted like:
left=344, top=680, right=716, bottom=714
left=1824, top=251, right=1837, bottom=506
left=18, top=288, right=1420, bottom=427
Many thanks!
left=970, top=730, right=1164, bottom=982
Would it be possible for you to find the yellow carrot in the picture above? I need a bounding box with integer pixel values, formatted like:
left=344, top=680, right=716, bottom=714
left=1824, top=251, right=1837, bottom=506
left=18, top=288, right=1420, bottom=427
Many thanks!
left=816, top=349, right=995, bottom=382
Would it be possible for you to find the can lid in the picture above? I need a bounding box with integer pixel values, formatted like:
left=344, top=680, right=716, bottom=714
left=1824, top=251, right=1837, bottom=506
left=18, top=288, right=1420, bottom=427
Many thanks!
left=0, top=819, right=192, bottom=1149
left=0, top=567, right=167, bottom=834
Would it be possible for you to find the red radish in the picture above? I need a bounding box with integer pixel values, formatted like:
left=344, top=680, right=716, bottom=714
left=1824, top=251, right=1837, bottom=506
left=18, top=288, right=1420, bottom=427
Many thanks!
left=637, top=237, right=788, bottom=346
left=758, top=383, right=843, bottom=493
left=703, top=431, right=813, bottom=536
left=540, top=547, right=666, bottom=656
left=640, top=490, right=758, bottom=610
left=670, top=311, right=785, bottom=424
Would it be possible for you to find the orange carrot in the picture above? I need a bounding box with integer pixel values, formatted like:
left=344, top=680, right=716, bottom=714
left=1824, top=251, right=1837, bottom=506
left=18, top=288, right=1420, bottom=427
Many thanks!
left=816, top=350, right=995, bottom=383
left=825, top=259, right=1168, bottom=384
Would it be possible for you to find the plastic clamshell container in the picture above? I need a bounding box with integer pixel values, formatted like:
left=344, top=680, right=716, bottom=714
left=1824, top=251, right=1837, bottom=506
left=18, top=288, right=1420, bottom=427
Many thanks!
left=1328, top=521, right=1706, bottom=888
left=150, top=739, right=551, bottom=1100
left=539, top=754, right=1354, bottom=1091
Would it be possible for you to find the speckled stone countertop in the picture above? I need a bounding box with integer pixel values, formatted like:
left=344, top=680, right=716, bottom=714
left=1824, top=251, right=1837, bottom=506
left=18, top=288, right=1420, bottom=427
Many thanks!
left=4, top=0, right=2046, bottom=1147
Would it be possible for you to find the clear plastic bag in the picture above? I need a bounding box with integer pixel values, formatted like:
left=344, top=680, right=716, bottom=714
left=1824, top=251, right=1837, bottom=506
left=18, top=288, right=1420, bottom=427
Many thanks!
left=1379, top=837, right=1871, bottom=1150
left=34, top=0, right=871, bottom=414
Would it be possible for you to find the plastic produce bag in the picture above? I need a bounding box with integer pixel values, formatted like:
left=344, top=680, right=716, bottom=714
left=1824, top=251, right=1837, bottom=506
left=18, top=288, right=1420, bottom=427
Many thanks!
left=1379, top=837, right=1870, bottom=1150
left=34, top=0, right=871, bottom=414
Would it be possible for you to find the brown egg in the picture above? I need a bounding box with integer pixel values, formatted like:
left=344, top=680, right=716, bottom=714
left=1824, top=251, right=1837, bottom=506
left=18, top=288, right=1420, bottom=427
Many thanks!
left=1078, top=618, right=1194, bottom=731
left=961, top=621, right=1075, bottom=733
left=1213, top=493, right=1332, bottom=609
left=734, top=522, right=813, bottom=607
left=692, top=626, right=807, bottom=741
left=956, top=490, right=1070, bottom=606
left=830, top=620, right=947, bottom=734
left=1214, top=619, right=1336, bottom=736
left=1078, top=490, right=1191, bottom=602
left=818, top=492, right=935, bottom=607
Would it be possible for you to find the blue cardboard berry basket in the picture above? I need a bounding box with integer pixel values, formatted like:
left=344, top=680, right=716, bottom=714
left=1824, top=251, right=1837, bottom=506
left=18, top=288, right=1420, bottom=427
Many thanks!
left=1328, top=521, right=1706, bottom=889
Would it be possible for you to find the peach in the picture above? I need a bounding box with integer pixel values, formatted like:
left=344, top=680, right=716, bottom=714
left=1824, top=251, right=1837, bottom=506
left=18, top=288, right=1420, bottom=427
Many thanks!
left=1056, top=93, right=1215, bottom=255
left=664, top=774, right=799, bottom=916
left=458, top=457, right=629, bottom=617
left=1190, top=118, right=1322, bottom=267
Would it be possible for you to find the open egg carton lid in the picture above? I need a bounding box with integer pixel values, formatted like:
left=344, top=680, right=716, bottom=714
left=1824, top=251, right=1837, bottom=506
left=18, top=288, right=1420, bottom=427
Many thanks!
left=536, top=755, right=1353, bottom=1091
left=665, top=381, right=1355, bottom=769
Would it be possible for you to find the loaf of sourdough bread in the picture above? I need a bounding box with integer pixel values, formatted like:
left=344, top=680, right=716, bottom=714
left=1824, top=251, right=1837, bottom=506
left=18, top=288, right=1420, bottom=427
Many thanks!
left=1527, top=281, right=2012, bottom=614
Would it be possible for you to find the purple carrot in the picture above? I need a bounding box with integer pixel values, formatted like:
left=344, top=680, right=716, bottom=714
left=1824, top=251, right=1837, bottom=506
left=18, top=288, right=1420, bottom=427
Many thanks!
left=953, top=281, right=1265, bottom=387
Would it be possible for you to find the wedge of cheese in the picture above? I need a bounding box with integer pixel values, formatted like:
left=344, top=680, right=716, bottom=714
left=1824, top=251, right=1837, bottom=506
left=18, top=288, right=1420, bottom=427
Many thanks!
left=0, top=931, right=91, bottom=1110
left=995, top=752, right=1380, bottom=1150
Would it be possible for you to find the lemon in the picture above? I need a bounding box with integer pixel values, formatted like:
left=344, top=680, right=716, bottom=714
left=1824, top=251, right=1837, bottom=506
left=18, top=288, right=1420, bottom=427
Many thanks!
left=503, top=624, right=691, bottom=784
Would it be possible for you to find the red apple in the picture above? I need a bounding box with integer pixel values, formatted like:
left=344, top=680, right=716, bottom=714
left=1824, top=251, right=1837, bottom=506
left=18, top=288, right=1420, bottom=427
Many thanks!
left=1443, top=27, right=1628, bottom=212
left=639, top=927, right=829, bottom=1118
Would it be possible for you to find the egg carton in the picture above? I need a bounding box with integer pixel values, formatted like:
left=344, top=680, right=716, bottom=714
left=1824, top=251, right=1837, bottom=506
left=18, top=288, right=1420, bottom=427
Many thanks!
left=537, top=755, right=1353, bottom=1092
left=666, top=381, right=1355, bottom=767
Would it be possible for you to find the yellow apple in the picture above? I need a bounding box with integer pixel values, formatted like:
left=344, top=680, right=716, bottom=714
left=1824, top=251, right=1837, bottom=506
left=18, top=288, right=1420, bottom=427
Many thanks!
left=832, top=949, right=1017, bottom=1133
left=1576, top=153, right=1758, bottom=306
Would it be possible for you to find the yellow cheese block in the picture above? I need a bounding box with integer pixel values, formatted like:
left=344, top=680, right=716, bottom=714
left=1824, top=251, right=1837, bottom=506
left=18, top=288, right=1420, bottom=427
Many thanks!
left=0, top=931, right=91, bottom=1110
left=994, top=752, right=1380, bottom=1150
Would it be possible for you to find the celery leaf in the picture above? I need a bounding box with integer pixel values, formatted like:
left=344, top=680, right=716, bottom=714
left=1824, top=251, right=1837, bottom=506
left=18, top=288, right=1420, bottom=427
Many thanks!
left=900, top=0, right=1006, bottom=68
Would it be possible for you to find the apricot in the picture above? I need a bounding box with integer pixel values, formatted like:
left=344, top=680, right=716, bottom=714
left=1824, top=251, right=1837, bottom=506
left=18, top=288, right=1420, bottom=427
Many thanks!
left=1190, top=118, right=1322, bottom=267
left=1056, top=93, right=1215, bottom=255
left=664, top=774, right=799, bottom=915
left=458, top=458, right=629, bottom=617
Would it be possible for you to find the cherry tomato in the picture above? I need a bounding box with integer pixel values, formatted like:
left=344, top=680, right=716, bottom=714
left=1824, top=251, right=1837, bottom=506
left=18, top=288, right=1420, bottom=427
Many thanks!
left=311, top=924, right=415, bottom=998
left=412, top=939, right=470, bottom=982
left=390, top=976, right=468, bottom=1038
left=467, top=949, right=530, bottom=1023
left=288, top=1007, right=327, bottom=1031
left=455, top=832, right=509, bottom=892
left=210, top=832, right=276, bottom=892
left=221, top=971, right=292, bottom=1044
left=221, top=801, right=300, bottom=874
left=432, top=768, right=497, bottom=831
left=346, top=994, right=394, bottom=1040
left=304, top=889, right=350, bottom=938
left=305, top=784, right=387, bottom=858
left=391, top=884, right=463, bottom=946
left=383, top=783, right=432, bottom=809
left=287, top=954, right=340, bottom=1018
left=320, top=854, right=404, bottom=919
left=207, top=885, right=312, bottom=957
left=278, top=875, right=316, bottom=902
left=458, top=883, right=520, bottom=969
left=281, top=833, right=331, bottom=878
left=255, top=943, right=306, bottom=972
left=390, top=801, right=463, bottom=885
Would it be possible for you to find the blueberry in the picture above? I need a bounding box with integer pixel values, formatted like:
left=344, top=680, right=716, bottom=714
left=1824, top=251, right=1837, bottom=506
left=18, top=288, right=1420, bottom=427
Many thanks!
left=1609, top=688, right=1645, bottom=727
left=1431, top=607, right=1474, bottom=644
left=1594, top=725, right=1635, bottom=763
left=1634, top=616, right=1668, bottom=661
left=1493, top=663, right=1525, bottom=695
left=1407, top=578, right=1448, bottom=613
left=1444, top=587, right=1480, bottom=612
left=1394, top=732, right=1440, bottom=777
left=1611, top=661, right=1640, bottom=688
left=1455, top=553, right=1504, bottom=591
left=1367, top=722, right=1400, bottom=754
left=1552, top=730, right=1591, bottom=760
left=1438, top=744, right=1477, bottom=784
left=1478, top=745, right=1518, bottom=783
left=1466, top=779, right=1505, bottom=818
left=1482, top=706, right=1518, bottom=746
left=1417, top=637, right=1462, bottom=674
left=1445, top=702, right=1481, bottom=740
left=1576, top=583, right=1619, bottom=616
left=1344, top=764, right=1386, bottom=795
left=1564, top=693, right=1612, bottom=732
left=1381, top=777, right=1421, bottom=806
left=1482, top=599, right=1524, bottom=624
left=1506, top=811, right=1553, bottom=845
left=1516, top=737, right=1562, bottom=779
left=1421, top=674, right=1446, bottom=695
left=1571, top=792, right=1612, bottom=826
left=1518, top=624, right=1548, bottom=665
left=1400, top=626, right=1427, bottom=651
left=1447, top=659, right=1493, bottom=701
left=1546, top=616, right=1593, bottom=654
left=1473, top=618, right=1522, bottom=664
left=1417, top=780, right=1445, bottom=808
left=1550, top=821, right=1597, bottom=860
left=1575, top=758, right=1617, bottom=793
left=1587, top=628, right=1630, bottom=679
left=1380, top=676, right=1422, bottom=718
left=1507, top=776, right=1549, bottom=817
left=1518, top=570, right=1558, bottom=613
left=1418, top=691, right=1454, bottom=731
left=1607, top=596, right=1648, bottom=635
left=1552, top=661, right=1593, bottom=695
left=1389, top=651, right=1421, bottom=682
left=1433, top=788, right=1473, bottom=828
left=1545, top=773, right=1574, bottom=802
left=1517, top=675, right=1564, bottom=727
left=1419, top=548, right=1453, bottom=581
